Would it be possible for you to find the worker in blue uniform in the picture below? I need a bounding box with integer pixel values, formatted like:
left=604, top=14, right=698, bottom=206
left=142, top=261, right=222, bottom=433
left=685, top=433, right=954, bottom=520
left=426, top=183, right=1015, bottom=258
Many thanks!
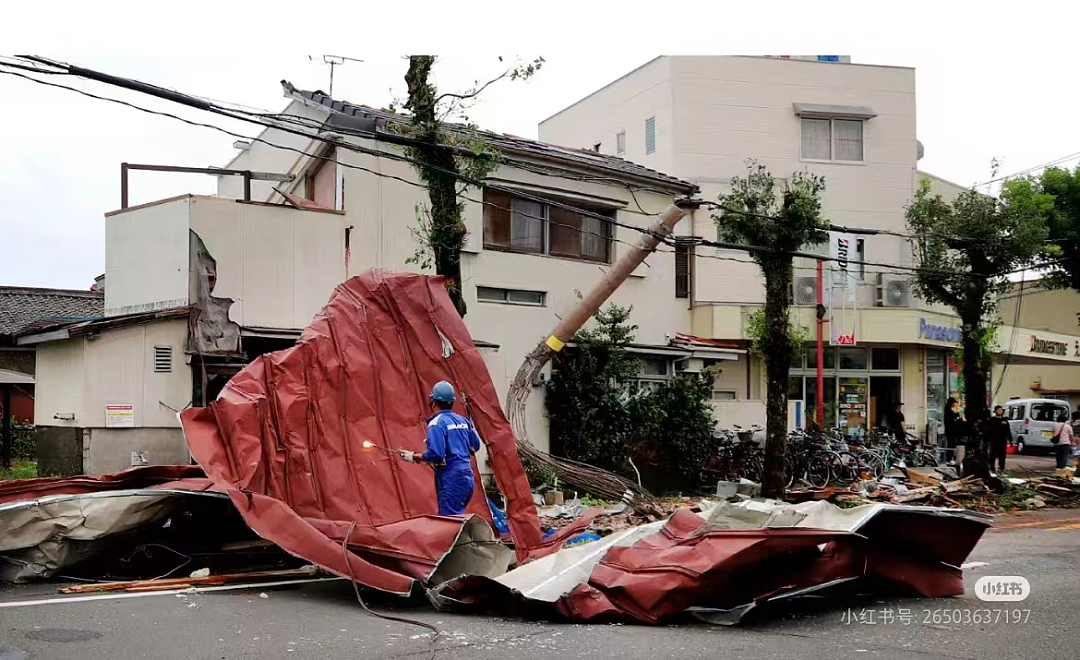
left=398, top=381, right=481, bottom=515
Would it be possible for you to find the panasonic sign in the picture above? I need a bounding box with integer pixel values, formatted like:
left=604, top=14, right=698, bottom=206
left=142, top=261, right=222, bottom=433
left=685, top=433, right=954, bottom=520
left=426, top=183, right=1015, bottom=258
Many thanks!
left=918, top=318, right=961, bottom=344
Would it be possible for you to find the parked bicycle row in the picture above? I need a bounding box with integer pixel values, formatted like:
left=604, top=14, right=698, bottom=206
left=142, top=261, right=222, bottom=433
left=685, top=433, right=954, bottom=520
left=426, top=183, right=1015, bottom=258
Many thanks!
left=703, top=425, right=938, bottom=489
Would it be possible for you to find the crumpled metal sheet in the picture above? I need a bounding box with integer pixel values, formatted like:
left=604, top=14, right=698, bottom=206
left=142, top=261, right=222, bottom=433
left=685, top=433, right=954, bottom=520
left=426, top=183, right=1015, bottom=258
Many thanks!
left=0, top=488, right=227, bottom=581
left=432, top=501, right=992, bottom=625
left=0, top=466, right=211, bottom=506
left=179, top=272, right=542, bottom=595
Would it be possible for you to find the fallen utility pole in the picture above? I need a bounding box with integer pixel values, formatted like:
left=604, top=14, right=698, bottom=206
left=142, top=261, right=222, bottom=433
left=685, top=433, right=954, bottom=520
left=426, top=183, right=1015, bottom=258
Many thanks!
left=507, top=202, right=691, bottom=516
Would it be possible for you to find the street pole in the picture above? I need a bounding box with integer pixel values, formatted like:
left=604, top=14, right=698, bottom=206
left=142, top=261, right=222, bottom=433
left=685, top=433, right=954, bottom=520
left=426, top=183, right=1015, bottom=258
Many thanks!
left=816, top=259, right=825, bottom=428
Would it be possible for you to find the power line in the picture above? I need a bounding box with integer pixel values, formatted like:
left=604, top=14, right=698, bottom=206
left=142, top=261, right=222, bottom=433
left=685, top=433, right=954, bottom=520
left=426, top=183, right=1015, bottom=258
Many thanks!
left=974, top=150, right=1080, bottom=188
left=0, top=61, right=1012, bottom=281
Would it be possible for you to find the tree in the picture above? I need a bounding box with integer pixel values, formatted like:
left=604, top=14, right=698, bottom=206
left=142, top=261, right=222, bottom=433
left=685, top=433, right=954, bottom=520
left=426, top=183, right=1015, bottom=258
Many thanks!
left=546, top=304, right=718, bottom=492
left=713, top=163, right=828, bottom=498
left=906, top=177, right=1050, bottom=475
left=1019, top=165, right=1080, bottom=291
left=399, top=56, right=543, bottom=317
left=546, top=304, right=640, bottom=469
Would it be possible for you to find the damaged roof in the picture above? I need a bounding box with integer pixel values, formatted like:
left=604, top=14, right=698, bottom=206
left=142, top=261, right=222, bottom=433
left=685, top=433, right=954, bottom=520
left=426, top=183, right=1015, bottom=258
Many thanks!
left=281, top=81, right=699, bottom=195
left=0, top=286, right=104, bottom=339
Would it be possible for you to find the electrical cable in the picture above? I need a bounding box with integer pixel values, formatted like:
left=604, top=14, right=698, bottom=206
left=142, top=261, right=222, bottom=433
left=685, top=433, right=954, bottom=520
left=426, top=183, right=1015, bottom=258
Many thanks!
left=341, top=521, right=439, bottom=660
left=974, top=150, right=1080, bottom=188
left=993, top=272, right=1026, bottom=401
left=0, top=62, right=1023, bottom=280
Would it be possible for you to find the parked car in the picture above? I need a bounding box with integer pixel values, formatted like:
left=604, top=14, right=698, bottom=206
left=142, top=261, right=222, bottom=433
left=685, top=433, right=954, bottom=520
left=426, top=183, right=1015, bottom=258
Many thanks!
left=1002, top=398, right=1072, bottom=453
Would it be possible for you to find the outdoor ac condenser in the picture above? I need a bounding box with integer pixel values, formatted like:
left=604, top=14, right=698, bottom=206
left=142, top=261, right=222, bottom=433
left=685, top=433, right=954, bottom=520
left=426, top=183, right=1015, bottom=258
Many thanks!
left=793, top=277, right=818, bottom=306
left=876, top=275, right=911, bottom=307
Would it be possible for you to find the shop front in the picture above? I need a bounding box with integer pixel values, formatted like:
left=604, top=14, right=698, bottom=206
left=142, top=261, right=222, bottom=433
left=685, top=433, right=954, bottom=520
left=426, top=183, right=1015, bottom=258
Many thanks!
left=789, top=345, right=905, bottom=437
left=992, top=326, right=1080, bottom=409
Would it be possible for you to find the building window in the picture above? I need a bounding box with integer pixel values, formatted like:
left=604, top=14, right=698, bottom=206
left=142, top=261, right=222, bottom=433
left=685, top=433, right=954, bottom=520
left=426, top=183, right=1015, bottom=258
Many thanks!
left=636, top=355, right=670, bottom=392
left=871, top=347, right=900, bottom=371
left=806, top=345, right=836, bottom=370
left=838, top=347, right=868, bottom=370
left=483, top=189, right=612, bottom=263
left=304, top=146, right=338, bottom=207
left=644, top=117, right=656, bottom=155
left=476, top=286, right=546, bottom=306
left=800, top=117, right=864, bottom=163
left=713, top=390, right=737, bottom=401
left=675, top=242, right=691, bottom=299
left=615, top=130, right=626, bottom=156
left=153, top=345, right=172, bottom=373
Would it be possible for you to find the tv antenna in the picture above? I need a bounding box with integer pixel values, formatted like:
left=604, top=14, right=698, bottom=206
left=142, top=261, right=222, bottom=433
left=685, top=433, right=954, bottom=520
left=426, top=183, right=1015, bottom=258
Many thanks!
left=309, top=55, right=363, bottom=96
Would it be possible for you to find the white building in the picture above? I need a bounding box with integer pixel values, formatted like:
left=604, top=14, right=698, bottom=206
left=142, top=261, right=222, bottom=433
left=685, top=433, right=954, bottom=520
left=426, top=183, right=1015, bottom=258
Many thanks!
left=23, top=83, right=745, bottom=475
left=538, top=55, right=1067, bottom=437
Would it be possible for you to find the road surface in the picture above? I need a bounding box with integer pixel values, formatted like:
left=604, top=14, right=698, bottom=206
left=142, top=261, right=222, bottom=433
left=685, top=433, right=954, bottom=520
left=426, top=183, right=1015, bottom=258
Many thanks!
left=2, top=509, right=1077, bottom=660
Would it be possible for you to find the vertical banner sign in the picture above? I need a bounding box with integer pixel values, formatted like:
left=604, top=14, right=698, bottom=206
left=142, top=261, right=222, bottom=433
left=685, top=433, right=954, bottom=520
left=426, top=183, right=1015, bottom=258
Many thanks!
left=829, top=232, right=859, bottom=345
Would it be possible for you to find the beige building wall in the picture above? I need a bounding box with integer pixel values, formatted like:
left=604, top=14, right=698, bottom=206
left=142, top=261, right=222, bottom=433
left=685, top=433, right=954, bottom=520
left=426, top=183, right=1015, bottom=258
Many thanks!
left=998, top=284, right=1080, bottom=336
left=34, top=319, right=190, bottom=429
left=540, top=56, right=921, bottom=310
left=105, top=196, right=347, bottom=331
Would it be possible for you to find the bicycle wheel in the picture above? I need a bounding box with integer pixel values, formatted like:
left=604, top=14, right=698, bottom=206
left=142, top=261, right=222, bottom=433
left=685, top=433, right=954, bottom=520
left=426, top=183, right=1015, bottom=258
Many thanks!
left=832, top=451, right=861, bottom=484
left=915, top=448, right=939, bottom=468
left=806, top=453, right=833, bottom=488
left=744, top=454, right=764, bottom=482
left=784, top=454, right=796, bottom=489
left=857, top=450, right=885, bottom=479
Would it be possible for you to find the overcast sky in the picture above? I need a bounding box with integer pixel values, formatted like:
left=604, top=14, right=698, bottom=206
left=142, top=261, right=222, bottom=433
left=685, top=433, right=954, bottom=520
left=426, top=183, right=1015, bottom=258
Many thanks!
left=2, top=2, right=1078, bottom=289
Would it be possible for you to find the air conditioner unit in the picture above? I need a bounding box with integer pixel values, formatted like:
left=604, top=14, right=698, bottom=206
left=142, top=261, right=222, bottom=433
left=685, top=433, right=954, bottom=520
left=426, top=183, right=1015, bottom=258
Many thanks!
left=876, top=275, right=911, bottom=307
left=793, top=277, right=818, bottom=306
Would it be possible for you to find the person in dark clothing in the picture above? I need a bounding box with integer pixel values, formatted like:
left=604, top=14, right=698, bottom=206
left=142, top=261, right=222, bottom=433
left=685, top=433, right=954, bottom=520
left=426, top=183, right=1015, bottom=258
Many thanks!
left=986, top=405, right=1011, bottom=476
left=943, top=397, right=961, bottom=466
left=884, top=402, right=907, bottom=443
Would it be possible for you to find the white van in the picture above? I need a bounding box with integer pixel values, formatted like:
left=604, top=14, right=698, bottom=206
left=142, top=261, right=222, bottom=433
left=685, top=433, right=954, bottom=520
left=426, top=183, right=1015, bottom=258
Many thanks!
left=1002, top=398, right=1072, bottom=453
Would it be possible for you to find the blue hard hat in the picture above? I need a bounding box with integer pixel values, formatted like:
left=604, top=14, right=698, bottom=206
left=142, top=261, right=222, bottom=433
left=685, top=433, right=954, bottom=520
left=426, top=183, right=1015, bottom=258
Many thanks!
left=430, top=381, right=456, bottom=403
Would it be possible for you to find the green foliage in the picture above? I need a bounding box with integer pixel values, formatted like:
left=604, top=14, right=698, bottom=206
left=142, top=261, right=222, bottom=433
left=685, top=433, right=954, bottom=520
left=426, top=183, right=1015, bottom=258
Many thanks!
left=546, top=304, right=641, bottom=469
left=712, top=161, right=829, bottom=497
left=906, top=175, right=1048, bottom=422
left=907, top=177, right=1049, bottom=314
left=1008, top=165, right=1080, bottom=291
left=523, top=460, right=557, bottom=488
left=626, top=371, right=718, bottom=491
left=1, top=459, right=37, bottom=481
left=546, top=304, right=718, bottom=492
left=398, top=56, right=543, bottom=316
left=745, top=307, right=810, bottom=361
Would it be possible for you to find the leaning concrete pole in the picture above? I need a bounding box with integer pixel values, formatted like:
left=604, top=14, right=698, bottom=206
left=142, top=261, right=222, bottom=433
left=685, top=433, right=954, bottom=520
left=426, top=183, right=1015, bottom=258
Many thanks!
left=506, top=202, right=690, bottom=512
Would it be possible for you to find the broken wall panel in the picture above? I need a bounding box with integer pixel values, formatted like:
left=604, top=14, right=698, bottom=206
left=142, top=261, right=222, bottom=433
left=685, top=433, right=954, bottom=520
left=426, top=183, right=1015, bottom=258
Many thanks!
left=179, top=272, right=542, bottom=594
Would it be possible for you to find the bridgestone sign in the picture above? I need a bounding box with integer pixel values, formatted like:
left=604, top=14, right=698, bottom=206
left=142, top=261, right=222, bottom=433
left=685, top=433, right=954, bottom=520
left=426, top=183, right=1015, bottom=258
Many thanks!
left=1030, top=335, right=1068, bottom=356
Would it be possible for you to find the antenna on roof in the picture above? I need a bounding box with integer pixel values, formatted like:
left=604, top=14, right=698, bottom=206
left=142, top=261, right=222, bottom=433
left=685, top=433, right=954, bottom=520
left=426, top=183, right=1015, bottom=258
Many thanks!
left=308, top=55, right=364, bottom=97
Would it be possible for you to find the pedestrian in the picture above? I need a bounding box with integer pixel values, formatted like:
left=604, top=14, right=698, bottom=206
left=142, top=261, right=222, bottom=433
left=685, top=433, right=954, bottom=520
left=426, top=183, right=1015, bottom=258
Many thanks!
left=944, top=397, right=961, bottom=467
left=1051, top=412, right=1074, bottom=470
left=1072, top=411, right=1080, bottom=470
left=397, top=381, right=481, bottom=515
left=885, top=402, right=907, bottom=444
left=986, top=405, right=1011, bottom=477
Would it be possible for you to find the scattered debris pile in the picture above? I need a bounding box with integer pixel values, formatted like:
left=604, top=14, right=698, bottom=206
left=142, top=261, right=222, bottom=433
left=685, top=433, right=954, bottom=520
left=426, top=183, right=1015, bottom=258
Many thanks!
left=431, top=499, right=991, bottom=625
left=785, top=466, right=1080, bottom=513
left=0, top=272, right=1001, bottom=629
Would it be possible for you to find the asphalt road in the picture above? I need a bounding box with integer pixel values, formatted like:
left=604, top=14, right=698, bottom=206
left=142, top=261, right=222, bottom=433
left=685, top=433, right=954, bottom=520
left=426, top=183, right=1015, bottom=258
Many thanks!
left=2, top=511, right=1078, bottom=660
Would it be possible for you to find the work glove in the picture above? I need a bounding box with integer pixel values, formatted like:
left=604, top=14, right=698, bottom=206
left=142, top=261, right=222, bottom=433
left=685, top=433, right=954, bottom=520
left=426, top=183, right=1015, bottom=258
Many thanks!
left=399, top=450, right=417, bottom=463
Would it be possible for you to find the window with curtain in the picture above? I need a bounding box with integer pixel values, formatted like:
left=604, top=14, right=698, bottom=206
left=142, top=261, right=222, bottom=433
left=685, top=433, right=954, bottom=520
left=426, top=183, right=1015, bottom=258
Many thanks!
left=801, top=118, right=832, bottom=160
left=483, top=189, right=612, bottom=263
left=510, top=198, right=545, bottom=253
left=801, top=117, right=865, bottom=162
left=833, top=119, right=864, bottom=161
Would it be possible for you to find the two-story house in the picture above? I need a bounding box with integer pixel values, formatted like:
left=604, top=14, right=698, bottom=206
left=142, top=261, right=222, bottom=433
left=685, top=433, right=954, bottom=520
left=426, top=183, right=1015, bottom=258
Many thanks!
left=22, top=81, right=745, bottom=475
left=540, top=56, right=973, bottom=438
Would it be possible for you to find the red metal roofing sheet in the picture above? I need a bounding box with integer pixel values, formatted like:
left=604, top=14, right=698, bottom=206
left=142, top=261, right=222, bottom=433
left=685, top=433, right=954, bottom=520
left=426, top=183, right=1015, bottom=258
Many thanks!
left=179, top=272, right=543, bottom=594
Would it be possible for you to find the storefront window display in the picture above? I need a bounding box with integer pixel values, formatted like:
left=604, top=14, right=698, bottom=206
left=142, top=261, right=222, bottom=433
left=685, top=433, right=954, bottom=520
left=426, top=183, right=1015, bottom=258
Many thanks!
left=793, top=345, right=900, bottom=437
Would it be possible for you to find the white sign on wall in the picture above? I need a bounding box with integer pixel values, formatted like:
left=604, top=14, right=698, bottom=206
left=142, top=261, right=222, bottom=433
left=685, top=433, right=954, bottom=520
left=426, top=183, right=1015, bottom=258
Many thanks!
left=829, top=232, right=859, bottom=345
left=105, top=404, right=134, bottom=428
